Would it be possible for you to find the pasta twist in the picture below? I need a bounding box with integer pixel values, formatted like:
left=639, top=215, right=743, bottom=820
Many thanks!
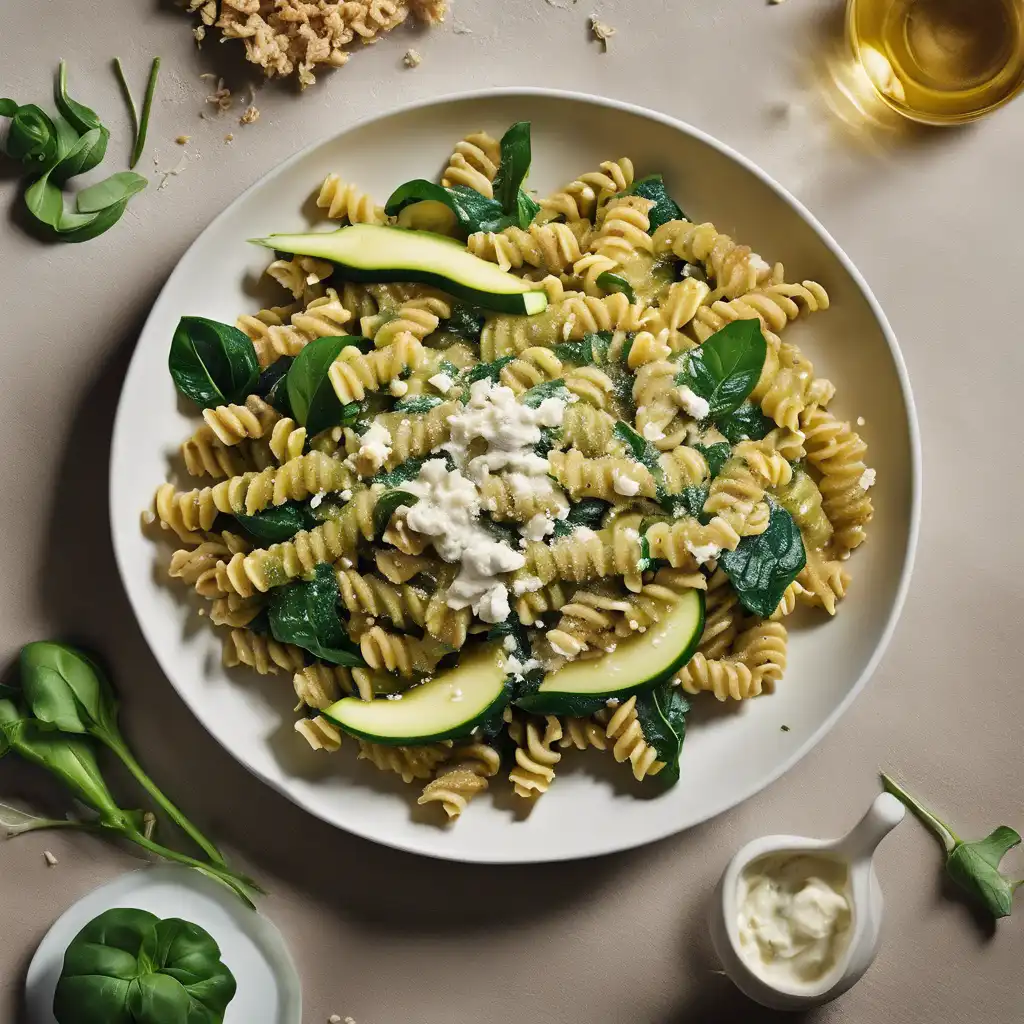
left=293, top=662, right=362, bottom=710
left=359, top=625, right=448, bottom=676
left=521, top=520, right=644, bottom=588
left=238, top=290, right=353, bottom=367
left=200, top=395, right=280, bottom=446
left=508, top=715, right=563, bottom=797
left=328, top=333, right=426, bottom=404
left=540, top=158, right=633, bottom=222
left=797, top=549, right=851, bottom=616
left=675, top=653, right=762, bottom=701
left=658, top=445, right=709, bottom=491
left=733, top=620, right=788, bottom=691
left=800, top=406, right=873, bottom=556
left=514, top=580, right=571, bottom=626
left=589, top=195, right=655, bottom=264
left=316, top=173, right=385, bottom=223
left=336, top=569, right=428, bottom=633
left=357, top=740, right=451, bottom=784
left=268, top=418, right=307, bottom=463
left=641, top=278, right=710, bottom=338
left=624, top=330, right=672, bottom=369
left=207, top=594, right=265, bottom=629
left=644, top=516, right=742, bottom=567
left=498, top=347, right=563, bottom=394
left=770, top=579, right=807, bottom=620
left=560, top=403, right=621, bottom=458
left=735, top=439, right=794, bottom=489
left=169, top=537, right=244, bottom=586
left=479, top=475, right=569, bottom=522
left=181, top=428, right=252, bottom=479
left=361, top=295, right=450, bottom=348
left=559, top=292, right=647, bottom=337
left=572, top=251, right=619, bottom=296
left=266, top=254, right=334, bottom=302
left=417, top=742, right=502, bottom=819
left=597, top=695, right=665, bottom=780
left=563, top=366, right=615, bottom=409
left=548, top=449, right=656, bottom=501
left=703, top=458, right=770, bottom=538
left=223, top=628, right=305, bottom=676
left=441, top=131, right=500, bottom=197
left=468, top=222, right=585, bottom=274
left=372, top=400, right=457, bottom=467
left=698, top=569, right=742, bottom=660
left=479, top=306, right=565, bottom=361
left=559, top=716, right=609, bottom=751
left=295, top=716, right=342, bottom=753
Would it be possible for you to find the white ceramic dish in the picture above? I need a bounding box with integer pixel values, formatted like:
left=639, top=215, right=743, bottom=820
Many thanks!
left=25, top=866, right=302, bottom=1024
left=110, top=90, right=920, bottom=864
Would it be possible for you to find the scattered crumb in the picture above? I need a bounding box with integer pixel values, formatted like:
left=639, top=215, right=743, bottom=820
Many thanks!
left=345, top=1018, right=356, bottom=1024
left=769, top=0, right=789, bottom=4
left=225, top=133, right=235, bottom=143
left=328, top=1016, right=341, bottom=1024
left=193, top=25, right=206, bottom=45
left=403, top=49, right=423, bottom=68
left=589, top=15, right=616, bottom=50
left=43, top=850, right=58, bottom=867
left=453, top=21, right=473, bottom=33
left=176, top=134, right=191, bottom=145
left=781, top=724, right=790, bottom=732
left=856, top=415, right=866, bottom=426
left=545, top=0, right=578, bottom=8
left=239, top=105, right=260, bottom=126
left=203, top=75, right=233, bottom=112
left=157, top=153, right=190, bottom=191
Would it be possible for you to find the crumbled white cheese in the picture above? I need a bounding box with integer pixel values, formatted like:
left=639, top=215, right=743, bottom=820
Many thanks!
left=475, top=582, right=512, bottom=624
left=686, top=539, right=721, bottom=565
left=522, top=513, right=556, bottom=542
left=339, top=489, right=353, bottom=502
left=856, top=416, right=866, bottom=427
left=309, top=490, right=326, bottom=509
left=858, top=468, right=876, bottom=491
left=676, top=385, right=710, bottom=420
left=503, top=634, right=518, bottom=652
left=562, top=313, right=576, bottom=340
left=749, top=253, right=772, bottom=273
left=642, top=421, right=666, bottom=442
left=385, top=692, right=404, bottom=701
left=612, top=467, right=641, bottom=497
left=43, top=850, right=58, bottom=867
left=355, top=421, right=392, bottom=474
left=512, top=575, right=544, bottom=596
left=605, top=697, right=621, bottom=708
left=389, top=379, right=409, bottom=397
left=428, top=372, right=454, bottom=393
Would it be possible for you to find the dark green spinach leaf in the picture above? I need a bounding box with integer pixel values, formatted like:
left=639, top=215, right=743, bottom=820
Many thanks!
left=614, top=420, right=666, bottom=495
left=385, top=179, right=512, bottom=236
left=693, top=442, right=731, bottom=478
left=393, top=394, right=442, bottom=414
left=75, top=171, right=147, bottom=213
left=168, top=316, right=260, bottom=410
left=437, top=305, right=484, bottom=342
left=269, top=563, right=364, bottom=666
left=633, top=683, right=690, bottom=787
left=520, top=379, right=568, bottom=408
left=719, top=502, right=806, bottom=617
left=372, top=490, right=419, bottom=539
left=462, top=354, right=515, bottom=388
left=596, top=271, right=637, bottom=303
left=232, top=502, right=314, bottom=545
left=619, top=174, right=685, bottom=231
left=717, top=401, right=774, bottom=444
left=491, top=121, right=533, bottom=220
left=553, top=331, right=613, bottom=366
left=286, top=335, right=368, bottom=435
left=373, top=452, right=453, bottom=489
left=252, top=355, right=294, bottom=415
left=677, top=320, right=767, bottom=418
left=551, top=498, right=610, bottom=538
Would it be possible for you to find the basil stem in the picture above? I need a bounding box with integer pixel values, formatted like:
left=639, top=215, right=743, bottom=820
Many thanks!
left=113, top=57, right=140, bottom=155
left=132, top=57, right=160, bottom=169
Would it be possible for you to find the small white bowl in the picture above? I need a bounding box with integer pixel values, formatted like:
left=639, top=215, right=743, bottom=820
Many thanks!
left=711, top=793, right=905, bottom=1011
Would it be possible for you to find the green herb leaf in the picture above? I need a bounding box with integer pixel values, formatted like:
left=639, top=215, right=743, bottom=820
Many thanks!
left=168, top=316, right=260, bottom=410
left=619, top=173, right=685, bottom=231
left=373, top=489, right=419, bottom=539
left=252, top=356, right=294, bottom=415
left=286, top=335, right=368, bottom=435
left=595, top=272, right=637, bottom=303
left=2, top=102, right=58, bottom=164
left=693, top=441, right=731, bottom=478
left=55, top=61, right=104, bottom=136
left=553, top=331, right=612, bottom=365
left=131, top=57, right=160, bottom=169
left=551, top=498, right=609, bottom=539
left=520, top=379, right=569, bottom=408
left=393, top=394, right=442, bottom=414
left=54, top=198, right=130, bottom=243
left=491, top=121, right=536, bottom=227
left=716, top=401, right=774, bottom=444
left=517, top=188, right=541, bottom=227
left=232, top=502, right=314, bottom=545
left=269, top=564, right=365, bottom=667
left=0, top=98, right=17, bottom=117
left=678, top=320, right=767, bottom=418
left=385, top=179, right=515, bottom=236
left=374, top=452, right=453, bottom=489
left=437, top=305, right=484, bottom=342
left=49, top=124, right=106, bottom=186
left=719, top=502, right=806, bottom=617
left=662, top=484, right=709, bottom=520
left=613, top=420, right=666, bottom=494
left=462, top=354, right=515, bottom=388
left=636, top=533, right=655, bottom=574
left=75, top=171, right=147, bottom=213
left=633, top=684, right=689, bottom=787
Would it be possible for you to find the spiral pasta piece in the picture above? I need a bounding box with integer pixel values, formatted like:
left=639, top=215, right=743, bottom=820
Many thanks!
left=417, top=742, right=501, bottom=819
left=644, top=516, right=742, bottom=567
left=735, top=439, right=794, bottom=489
left=508, top=715, right=563, bottom=797
left=238, top=290, right=353, bottom=367
left=642, top=278, right=710, bottom=338
left=521, top=519, right=644, bottom=588
left=316, top=173, right=385, bottom=223
left=675, top=653, right=762, bottom=701
left=560, top=292, right=647, bottom=338
left=658, top=445, right=709, bottom=491
left=479, top=475, right=569, bottom=523
left=357, top=740, right=452, bottom=784
left=223, top=628, right=305, bottom=676
left=168, top=538, right=242, bottom=586
left=181, top=428, right=252, bottom=480
left=770, top=580, right=807, bottom=620
left=703, top=458, right=769, bottom=538
left=598, top=695, right=665, bottom=780
left=560, top=403, right=622, bottom=458
left=589, top=195, right=655, bottom=265
left=698, top=569, right=742, bottom=660
left=266, top=254, right=334, bottom=302
left=295, top=716, right=343, bottom=753
left=328, top=333, right=426, bottom=404
left=361, top=295, right=451, bottom=348
left=797, top=549, right=851, bottom=616
left=359, top=625, right=449, bottom=676
left=268, top=418, right=307, bottom=463
left=441, top=131, right=501, bottom=197
left=558, top=716, right=609, bottom=751
left=498, top=347, right=563, bottom=394
left=549, top=449, right=656, bottom=501
left=572, top=251, right=619, bottom=296
left=540, top=158, right=633, bottom=222
left=468, top=222, right=585, bottom=274
left=207, top=594, right=265, bottom=629
left=478, top=305, right=566, bottom=361
left=293, top=662, right=358, bottom=710
left=733, top=620, right=788, bottom=691
left=372, top=400, right=457, bottom=467
left=772, top=469, right=832, bottom=551
left=624, top=330, right=672, bottom=369
left=515, top=580, right=571, bottom=626
left=199, top=395, right=280, bottom=446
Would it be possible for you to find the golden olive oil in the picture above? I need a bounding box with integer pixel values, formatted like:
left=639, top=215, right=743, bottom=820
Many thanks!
left=847, top=0, right=1024, bottom=122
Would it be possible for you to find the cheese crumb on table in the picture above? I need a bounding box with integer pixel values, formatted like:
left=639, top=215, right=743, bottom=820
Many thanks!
left=43, top=850, right=58, bottom=867
left=589, top=16, right=616, bottom=51
left=403, top=49, right=423, bottom=68
left=239, top=105, right=260, bottom=126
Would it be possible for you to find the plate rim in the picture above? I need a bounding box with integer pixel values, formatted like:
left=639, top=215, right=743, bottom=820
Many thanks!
left=109, top=86, right=922, bottom=864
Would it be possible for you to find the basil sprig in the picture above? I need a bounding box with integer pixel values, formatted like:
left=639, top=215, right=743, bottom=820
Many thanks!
left=286, top=334, right=367, bottom=435
left=168, top=316, right=260, bottom=409
left=718, top=501, right=806, bottom=617
left=386, top=121, right=540, bottom=234
left=552, top=331, right=613, bottom=366
left=676, top=320, right=767, bottom=419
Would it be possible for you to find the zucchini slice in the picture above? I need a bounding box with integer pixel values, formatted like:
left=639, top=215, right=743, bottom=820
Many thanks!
left=322, top=644, right=508, bottom=745
left=252, top=224, right=548, bottom=315
left=517, top=588, right=705, bottom=717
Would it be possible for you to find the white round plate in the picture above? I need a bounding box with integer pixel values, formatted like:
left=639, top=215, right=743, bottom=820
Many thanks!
left=110, top=90, right=920, bottom=864
left=25, top=866, right=301, bottom=1023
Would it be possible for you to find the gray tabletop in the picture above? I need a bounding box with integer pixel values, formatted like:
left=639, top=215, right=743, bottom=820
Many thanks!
left=1, top=2, right=1021, bottom=1022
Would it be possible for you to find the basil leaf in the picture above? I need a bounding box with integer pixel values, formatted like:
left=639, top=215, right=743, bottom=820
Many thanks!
left=462, top=354, right=515, bottom=388
left=55, top=61, right=105, bottom=137
left=517, top=188, right=541, bottom=227
left=613, top=420, right=666, bottom=494
left=54, top=197, right=129, bottom=243
left=551, top=498, right=609, bottom=539
left=693, top=442, right=731, bottom=478
left=492, top=121, right=537, bottom=227
left=374, top=452, right=453, bottom=489
left=552, top=331, right=613, bottom=366
left=23, top=170, right=65, bottom=229
left=0, top=98, right=17, bottom=117
left=487, top=611, right=531, bottom=665
left=437, top=304, right=484, bottom=342
left=168, top=316, right=260, bottom=409
left=947, top=828, right=1021, bottom=919
left=393, top=394, right=442, bottom=414
left=596, top=272, right=636, bottom=303
left=268, top=563, right=364, bottom=666
left=678, top=320, right=767, bottom=418
left=373, top=490, right=419, bottom=539
left=619, top=173, right=685, bottom=231
left=717, top=401, right=774, bottom=444
left=75, top=170, right=147, bottom=213
left=232, top=502, right=314, bottom=544
left=252, top=356, right=294, bottom=415
left=719, top=502, right=806, bottom=617
left=662, top=484, right=709, bottom=520
left=633, top=683, right=689, bottom=787
left=2, top=102, right=58, bottom=164
left=385, top=179, right=514, bottom=235
left=520, top=379, right=568, bottom=408
left=50, top=126, right=106, bottom=185
left=286, top=335, right=368, bottom=435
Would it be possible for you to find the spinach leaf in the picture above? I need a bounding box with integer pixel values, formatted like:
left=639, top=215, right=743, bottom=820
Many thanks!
left=694, top=441, right=731, bottom=478
left=677, top=320, right=767, bottom=418
left=373, top=490, right=419, bottom=539
left=636, top=533, right=656, bottom=574
left=619, top=174, right=685, bottom=231
left=393, top=394, right=442, bottom=414
left=252, top=356, right=294, bottom=415
left=551, top=498, right=609, bottom=538
left=520, top=379, right=568, bottom=408
left=437, top=304, right=484, bottom=342
left=534, top=426, right=558, bottom=459
left=491, top=121, right=533, bottom=220
left=168, top=316, right=260, bottom=410
left=487, top=611, right=531, bottom=665
left=1, top=101, right=58, bottom=164
left=286, top=335, right=368, bottom=435
left=596, top=271, right=637, bottom=303
left=373, top=451, right=453, bottom=489
left=462, top=354, right=515, bottom=388
left=633, top=683, right=690, bottom=787
left=717, top=401, right=774, bottom=444
left=54, top=61, right=108, bottom=177
left=232, top=502, right=314, bottom=544
left=268, top=563, right=364, bottom=666
left=385, top=179, right=512, bottom=236
left=663, top=484, right=709, bottom=520
left=553, top=331, right=612, bottom=366
left=75, top=171, right=147, bottom=213
left=476, top=514, right=520, bottom=547
left=614, top=420, right=667, bottom=496
left=517, top=188, right=541, bottom=228
left=882, top=774, right=1022, bottom=920
left=53, top=907, right=237, bottom=1024
left=719, top=502, right=806, bottom=617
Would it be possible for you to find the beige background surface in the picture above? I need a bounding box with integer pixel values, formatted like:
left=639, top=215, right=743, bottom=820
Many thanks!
left=1, top=1, right=1022, bottom=1021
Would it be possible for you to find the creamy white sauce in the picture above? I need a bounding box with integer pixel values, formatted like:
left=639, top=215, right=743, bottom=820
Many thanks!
left=737, top=852, right=852, bottom=990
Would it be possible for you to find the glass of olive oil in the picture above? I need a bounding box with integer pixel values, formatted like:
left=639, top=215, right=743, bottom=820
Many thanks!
left=847, top=0, right=1024, bottom=123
